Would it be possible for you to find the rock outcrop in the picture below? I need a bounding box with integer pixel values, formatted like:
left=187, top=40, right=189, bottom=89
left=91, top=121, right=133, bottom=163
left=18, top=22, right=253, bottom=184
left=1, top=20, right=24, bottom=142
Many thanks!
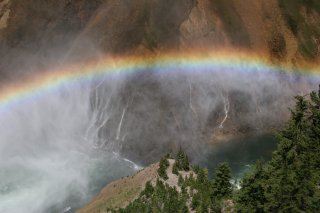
left=0, top=0, right=319, bottom=78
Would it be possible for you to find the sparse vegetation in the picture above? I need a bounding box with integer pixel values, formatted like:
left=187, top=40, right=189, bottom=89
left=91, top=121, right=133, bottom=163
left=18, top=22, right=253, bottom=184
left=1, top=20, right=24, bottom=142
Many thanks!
left=157, top=156, right=170, bottom=180
left=172, top=161, right=179, bottom=175
left=174, top=147, right=190, bottom=172
left=111, top=147, right=234, bottom=212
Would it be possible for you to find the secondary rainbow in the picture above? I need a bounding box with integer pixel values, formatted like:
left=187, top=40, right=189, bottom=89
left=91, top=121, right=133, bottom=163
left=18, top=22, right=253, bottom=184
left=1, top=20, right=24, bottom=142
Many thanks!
left=0, top=50, right=319, bottom=111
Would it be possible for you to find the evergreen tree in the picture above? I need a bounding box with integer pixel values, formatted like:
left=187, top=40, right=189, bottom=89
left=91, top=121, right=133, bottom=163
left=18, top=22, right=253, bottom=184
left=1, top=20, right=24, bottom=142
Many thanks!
left=197, top=168, right=208, bottom=185
left=158, top=156, right=169, bottom=180
left=211, top=163, right=233, bottom=199
left=192, top=192, right=201, bottom=210
left=172, top=162, right=179, bottom=175
left=180, top=204, right=189, bottom=213
left=178, top=174, right=184, bottom=186
left=161, top=156, right=170, bottom=167
left=113, top=87, right=320, bottom=213
left=308, top=88, right=320, bottom=175
left=236, top=161, right=267, bottom=212
left=165, top=152, right=172, bottom=160
left=182, top=154, right=190, bottom=171
left=192, top=165, right=201, bottom=174
left=175, top=147, right=190, bottom=171
left=264, top=94, right=320, bottom=212
left=142, top=181, right=154, bottom=197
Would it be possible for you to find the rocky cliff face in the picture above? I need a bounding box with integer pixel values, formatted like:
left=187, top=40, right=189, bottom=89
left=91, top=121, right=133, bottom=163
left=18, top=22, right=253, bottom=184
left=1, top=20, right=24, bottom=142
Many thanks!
left=0, top=0, right=319, bottom=78
left=0, top=0, right=318, bottom=163
left=0, top=0, right=105, bottom=78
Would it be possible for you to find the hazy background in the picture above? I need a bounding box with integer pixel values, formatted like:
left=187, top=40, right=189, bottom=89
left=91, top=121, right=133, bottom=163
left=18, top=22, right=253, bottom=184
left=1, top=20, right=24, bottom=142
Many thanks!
left=0, top=0, right=319, bottom=212
left=0, top=61, right=317, bottom=212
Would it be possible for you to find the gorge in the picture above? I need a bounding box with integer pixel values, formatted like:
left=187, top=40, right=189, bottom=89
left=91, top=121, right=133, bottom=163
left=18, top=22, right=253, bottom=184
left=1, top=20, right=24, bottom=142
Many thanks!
left=0, top=0, right=319, bottom=212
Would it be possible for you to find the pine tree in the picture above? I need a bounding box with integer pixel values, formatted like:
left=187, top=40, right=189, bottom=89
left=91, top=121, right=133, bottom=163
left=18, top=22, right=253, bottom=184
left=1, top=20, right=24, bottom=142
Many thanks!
left=308, top=88, right=320, bottom=174
left=197, top=168, right=207, bottom=185
left=175, top=147, right=190, bottom=171
left=192, top=192, right=201, bottom=210
left=158, top=157, right=169, bottom=180
left=211, top=163, right=233, bottom=199
left=113, top=88, right=320, bottom=213
left=192, top=165, right=201, bottom=174
left=264, top=93, right=320, bottom=212
left=172, top=162, right=179, bottom=175
left=180, top=204, right=189, bottom=213
left=178, top=174, right=184, bottom=186
left=182, top=154, right=190, bottom=171
left=142, top=181, right=154, bottom=197
left=235, top=161, right=267, bottom=212
left=161, top=156, right=170, bottom=167
left=165, top=152, right=172, bottom=160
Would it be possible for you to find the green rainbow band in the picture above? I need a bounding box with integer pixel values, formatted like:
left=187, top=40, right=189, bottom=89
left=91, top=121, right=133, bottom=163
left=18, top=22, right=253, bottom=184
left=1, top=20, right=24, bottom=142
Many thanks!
left=0, top=51, right=319, bottom=111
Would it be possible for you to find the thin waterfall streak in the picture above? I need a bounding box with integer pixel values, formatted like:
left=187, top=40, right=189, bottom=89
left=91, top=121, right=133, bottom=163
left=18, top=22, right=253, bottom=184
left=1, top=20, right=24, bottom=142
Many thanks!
left=86, top=96, right=112, bottom=147
left=188, top=79, right=198, bottom=119
left=93, top=78, right=109, bottom=110
left=94, top=77, right=107, bottom=92
left=123, top=157, right=142, bottom=170
left=116, top=96, right=134, bottom=141
left=94, top=89, right=99, bottom=110
left=93, top=108, right=112, bottom=140
left=85, top=100, right=103, bottom=141
left=112, top=152, right=141, bottom=170
left=219, top=94, right=230, bottom=128
left=95, top=97, right=111, bottom=132
left=84, top=112, right=98, bottom=141
left=95, top=114, right=110, bottom=134
left=91, top=77, right=107, bottom=111
left=100, top=97, right=111, bottom=117
left=116, top=105, right=128, bottom=141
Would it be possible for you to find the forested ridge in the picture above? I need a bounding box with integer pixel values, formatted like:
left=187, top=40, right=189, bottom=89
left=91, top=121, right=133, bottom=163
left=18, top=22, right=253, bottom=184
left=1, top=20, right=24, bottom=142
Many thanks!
left=110, top=86, right=320, bottom=213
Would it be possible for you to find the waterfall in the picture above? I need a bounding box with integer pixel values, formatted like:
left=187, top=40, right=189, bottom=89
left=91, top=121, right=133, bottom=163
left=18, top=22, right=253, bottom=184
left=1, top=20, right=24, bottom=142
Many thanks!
left=116, top=106, right=128, bottom=141
left=188, top=79, right=198, bottom=119
left=0, top=81, right=138, bottom=213
left=219, top=94, right=230, bottom=129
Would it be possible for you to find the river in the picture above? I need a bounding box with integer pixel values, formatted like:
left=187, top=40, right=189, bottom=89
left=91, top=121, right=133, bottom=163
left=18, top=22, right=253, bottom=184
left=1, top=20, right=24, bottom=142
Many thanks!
left=197, top=134, right=278, bottom=179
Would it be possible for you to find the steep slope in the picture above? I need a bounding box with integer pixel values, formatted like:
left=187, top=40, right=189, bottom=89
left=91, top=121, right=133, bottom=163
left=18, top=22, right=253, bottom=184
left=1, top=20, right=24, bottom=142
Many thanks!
left=0, top=0, right=317, bottom=164
left=76, top=163, right=159, bottom=213
left=0, top=0, right=319, bottom=78
left=77, top=159, right=198, bottom=213
left=179, top=0, right=320, bottom=67
left=0, top=0, right=105, bottom=78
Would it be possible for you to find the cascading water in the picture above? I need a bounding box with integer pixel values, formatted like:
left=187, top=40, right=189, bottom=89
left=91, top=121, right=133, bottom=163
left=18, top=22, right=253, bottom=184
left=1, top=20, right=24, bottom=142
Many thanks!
left=219, top=93, right=230, bottom=128
left=0, top=78, right=140, bottom=213
left=0, top=62, right=316, bottom=213
left=188, top=79, right=199, bottom=119
left=116, top=100, right=130, bottom=141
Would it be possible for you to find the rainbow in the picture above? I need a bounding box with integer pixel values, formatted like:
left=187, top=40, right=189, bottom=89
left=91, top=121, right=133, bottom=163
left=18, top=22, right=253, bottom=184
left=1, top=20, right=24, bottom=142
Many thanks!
left=0, top=50, right=319, bottom=111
